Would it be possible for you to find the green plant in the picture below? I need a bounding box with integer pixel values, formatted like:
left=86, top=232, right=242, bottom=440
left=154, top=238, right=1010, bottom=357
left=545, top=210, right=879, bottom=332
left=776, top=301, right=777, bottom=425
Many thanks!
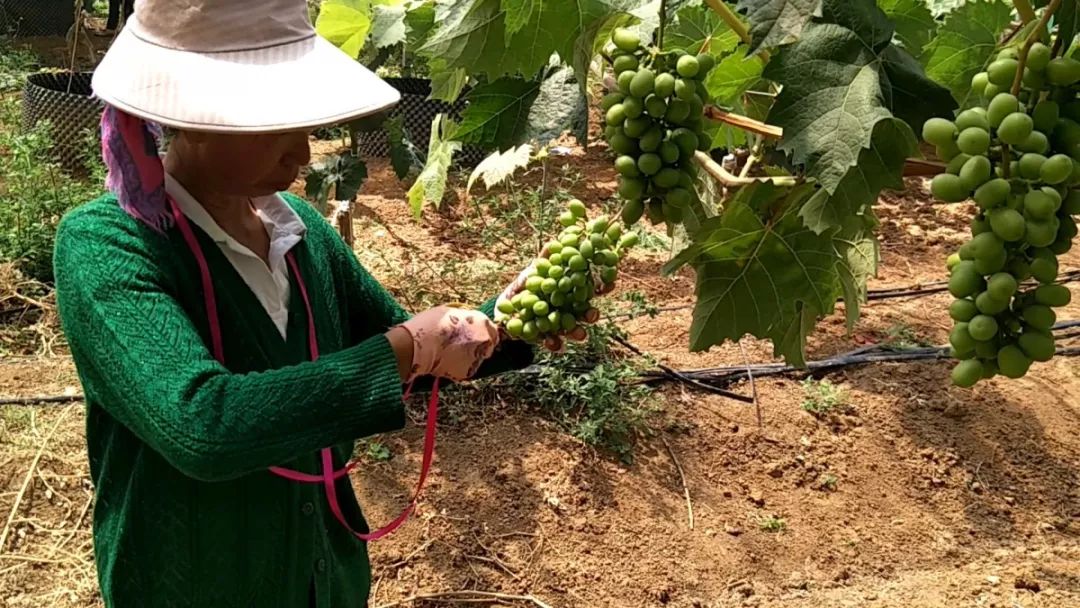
left=0, top=99, right=104, bottom=283
left=0, top=42, right=38, bottom=92
left=501, top=320, right=656, bottom=462
left=759, top=514, right=787, bottom=533
left=884, top=322, right=932, bottom=349
left=800, top=378, right=850, bottom=416
left=355, top=439, right=392, bottom=462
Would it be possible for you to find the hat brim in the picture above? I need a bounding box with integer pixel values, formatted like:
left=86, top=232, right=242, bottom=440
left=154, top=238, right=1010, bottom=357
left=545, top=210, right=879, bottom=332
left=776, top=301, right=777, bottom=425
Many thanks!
left=91, top=28, right=401, bottom=134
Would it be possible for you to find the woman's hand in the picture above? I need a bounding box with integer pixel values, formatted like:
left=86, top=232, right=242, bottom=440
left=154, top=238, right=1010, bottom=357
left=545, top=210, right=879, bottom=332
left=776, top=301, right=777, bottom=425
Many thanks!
left=391, top=307, right=500, bottom=382
left=495, top=249, right=615, bottom=353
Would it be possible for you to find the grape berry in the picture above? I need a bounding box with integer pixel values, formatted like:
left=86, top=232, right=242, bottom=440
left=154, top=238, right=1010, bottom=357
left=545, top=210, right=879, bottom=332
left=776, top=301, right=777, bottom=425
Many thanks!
left=602, top=27, right=715, bottom=228
left=924, top=42, right=1078, bottom=387
left=495, top=199, right=638, bottom=344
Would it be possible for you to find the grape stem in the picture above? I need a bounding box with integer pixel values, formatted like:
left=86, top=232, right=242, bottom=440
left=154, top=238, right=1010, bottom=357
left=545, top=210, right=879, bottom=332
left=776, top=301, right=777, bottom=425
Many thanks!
left=1012, top=0, right=1037, bottom=24
left=658, top=0, right=667, bottom=50
left=1002, top=0, right=1061, bottom=180
left=703, top=0, right=771, bottom=61
left=1010, top=0, right=1061, bottom=98
left=694, top=151, right=798, bottom=187
left=704, top=105, right=783, bottom=138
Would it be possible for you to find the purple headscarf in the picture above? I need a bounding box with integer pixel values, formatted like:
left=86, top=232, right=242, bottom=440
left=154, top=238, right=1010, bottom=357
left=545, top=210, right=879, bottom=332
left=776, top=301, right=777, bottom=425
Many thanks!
left=100, top=105, right=173, bottom=232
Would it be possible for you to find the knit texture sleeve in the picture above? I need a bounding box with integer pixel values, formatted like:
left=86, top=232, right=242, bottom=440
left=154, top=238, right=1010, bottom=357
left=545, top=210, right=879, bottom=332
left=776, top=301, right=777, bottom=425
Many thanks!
left=284, top=195, right=536, bottom=382
left=53, top=203, right=406, bottom=482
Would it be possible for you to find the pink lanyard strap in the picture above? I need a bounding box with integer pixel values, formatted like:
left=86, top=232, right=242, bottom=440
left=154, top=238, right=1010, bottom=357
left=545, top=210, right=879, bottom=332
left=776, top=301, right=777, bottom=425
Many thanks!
left=170, top=199, right=436, bottom=541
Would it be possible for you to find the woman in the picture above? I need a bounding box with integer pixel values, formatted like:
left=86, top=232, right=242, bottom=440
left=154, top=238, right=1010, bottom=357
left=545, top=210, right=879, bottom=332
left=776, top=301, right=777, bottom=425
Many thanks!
left=53, top=1, right=599, bottom=606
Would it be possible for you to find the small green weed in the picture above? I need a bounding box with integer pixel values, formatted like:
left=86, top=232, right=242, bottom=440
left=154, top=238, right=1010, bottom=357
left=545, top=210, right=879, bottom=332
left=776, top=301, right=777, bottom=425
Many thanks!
left=600, top=290, right=659, bottom=320
left=817, top=474, right=838, bottom=491
left=759, top=515, right=787, bottom=533
left=801, top=378, right=850, bottom=416
left=884, top=322, right=931, bottom=349
left=355, top=440, right=392, bottom=462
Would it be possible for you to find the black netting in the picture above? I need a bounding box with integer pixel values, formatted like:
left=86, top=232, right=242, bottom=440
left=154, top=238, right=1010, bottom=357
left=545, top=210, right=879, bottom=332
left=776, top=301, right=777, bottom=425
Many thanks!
left=1, top=0, right=76, bottom=37
left=21, top=71, right=103, bottom=170
left=357, top=77, right=486, bottom=167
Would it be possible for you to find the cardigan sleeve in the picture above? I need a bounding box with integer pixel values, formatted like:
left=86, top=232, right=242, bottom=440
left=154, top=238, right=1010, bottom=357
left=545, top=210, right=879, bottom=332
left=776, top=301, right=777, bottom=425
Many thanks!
left=286, top=195, right=536, bottom=383
left=53, top=206, right=407, bottom=483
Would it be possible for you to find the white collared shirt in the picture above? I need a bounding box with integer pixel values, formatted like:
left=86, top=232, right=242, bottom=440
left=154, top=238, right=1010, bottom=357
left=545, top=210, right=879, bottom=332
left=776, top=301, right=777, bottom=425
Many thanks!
left=165, top=173, right=307, bottom=339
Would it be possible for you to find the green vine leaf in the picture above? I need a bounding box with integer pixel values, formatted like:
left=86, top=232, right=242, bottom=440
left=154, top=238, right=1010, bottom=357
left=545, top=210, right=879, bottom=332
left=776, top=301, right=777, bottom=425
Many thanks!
left=503, top=0, right=539, bottom=36
left=834, top=215, right=879, bottom=331
left=736, top=0, right=823, bottom=54
left=428, top=61, right=470, bottom=102
left=665, top=4, right=742, bottom=55
left=370, top=3, right=408, bottom=48
left=455, top=78, right=542, bottom=149
left=1055, top=0, right=1080, bottom=55
left=420, top=0, right=641, bottom=80
left=878, top=0, right=937, bottom=56
left=704, top=43, right=765, bottom=105
left=920, top=0, right=1012, bottom=103
left=765, top=3, right=954, bottom=195
left=305, top=154, right=369, bottom=212
left=881, top=44, right=957, bottom=132
left=663, top=182, right=852, bottom=366
left=764, top=23, right=893, bottom=194
left=407, top=114, right=462, bottom=218
left=800, top=118, right=916, bottom=234
left=316, top=0, right=374, bottom=59
left=466, top=144, right=534, bottom=194
left=404, top=0, right=438, bottom=48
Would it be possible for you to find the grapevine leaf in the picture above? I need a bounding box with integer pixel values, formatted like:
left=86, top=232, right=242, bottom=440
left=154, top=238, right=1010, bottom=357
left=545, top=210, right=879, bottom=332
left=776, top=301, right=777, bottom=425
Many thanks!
left=664, top=182, right=848, bottom=366
left=418, top=0, right=507, bottom=78
left=817, top=0, right=895, bottom=51
left=524, top=66, right=589, bottom=145
left=335, top=155, right=370, bottom=201
left=316, top=0, right=374, bottom=59
left=304, top=154, right=369, bottom=211
left=420, top=0, right=641, bottom=80
left=834, top=215, right=878, bottom=330
left=920, top=0, right=1012, bottom=102
left=385, top=115, right=419, bottom=180
left=370, top=3, right=408, bottom=48
left=404, top=0, right=438, bottom=48
left=407, top=114, right=462, bottom=218
left=665, top=4, right=742, bottom=55
left=428, top=60, right=470, bottom=102
left=764, top=23, right=893, bottom=193
left=502, top=0, right=539, bottom=36
left=455, top=78, right=542, bottom=149
left=800, top=118, right=917, bottom=233
left=736, top=0, right=823, bottom=54
left=704, top=44, right=765, bottom=105
left=466, top=144, right=534, bottom=194
left=878, top=0, right=937, bottom=56
left=881, top=45, right=957, bottom=132
left=1057, top=0, right=1080, bottom=52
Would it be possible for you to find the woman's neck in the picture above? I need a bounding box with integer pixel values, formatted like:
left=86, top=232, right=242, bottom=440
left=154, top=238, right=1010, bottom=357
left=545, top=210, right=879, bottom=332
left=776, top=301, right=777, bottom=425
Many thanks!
left=164, top=142, right=271, bottom=262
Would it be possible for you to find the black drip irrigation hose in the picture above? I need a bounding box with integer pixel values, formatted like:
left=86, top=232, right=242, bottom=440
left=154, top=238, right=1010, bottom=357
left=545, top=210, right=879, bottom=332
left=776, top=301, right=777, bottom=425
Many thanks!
left=637, top=321, right=1080, bottom=388
left=605, top=271, right=1080, bottom=322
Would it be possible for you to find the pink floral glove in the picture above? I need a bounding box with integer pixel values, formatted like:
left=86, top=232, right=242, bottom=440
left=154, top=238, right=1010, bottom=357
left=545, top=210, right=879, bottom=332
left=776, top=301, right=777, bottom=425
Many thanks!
left=396, top=306, right=500, bottom=382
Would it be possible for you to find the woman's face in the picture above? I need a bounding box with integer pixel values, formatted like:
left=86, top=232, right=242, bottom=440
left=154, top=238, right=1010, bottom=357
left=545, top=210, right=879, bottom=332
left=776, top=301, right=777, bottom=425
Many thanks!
left=177, top=129, right=313, bottom=197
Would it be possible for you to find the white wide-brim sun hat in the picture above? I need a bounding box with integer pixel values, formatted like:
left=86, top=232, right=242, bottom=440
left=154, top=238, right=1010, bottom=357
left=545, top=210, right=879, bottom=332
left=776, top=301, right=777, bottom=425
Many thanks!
left=91, top=0, right=400, bottom=134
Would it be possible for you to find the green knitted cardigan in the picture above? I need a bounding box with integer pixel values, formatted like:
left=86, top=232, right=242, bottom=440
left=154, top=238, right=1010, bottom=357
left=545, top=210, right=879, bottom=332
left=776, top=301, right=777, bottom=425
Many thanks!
left=53, top=192, right=534, bottom=608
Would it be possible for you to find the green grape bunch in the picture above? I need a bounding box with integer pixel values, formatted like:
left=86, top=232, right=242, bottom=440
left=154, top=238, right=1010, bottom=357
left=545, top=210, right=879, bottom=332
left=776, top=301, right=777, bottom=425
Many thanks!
left=921, top=41, right=1080, bottom=387
left=600, top=27, right=716, bottom=228
left=495, top=199, right=639, bottom=347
